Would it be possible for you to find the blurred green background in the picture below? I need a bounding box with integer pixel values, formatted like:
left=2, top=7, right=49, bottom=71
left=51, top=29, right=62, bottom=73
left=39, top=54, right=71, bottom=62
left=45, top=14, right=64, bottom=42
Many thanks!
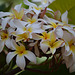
left=0, top=0, right=75, bottom=75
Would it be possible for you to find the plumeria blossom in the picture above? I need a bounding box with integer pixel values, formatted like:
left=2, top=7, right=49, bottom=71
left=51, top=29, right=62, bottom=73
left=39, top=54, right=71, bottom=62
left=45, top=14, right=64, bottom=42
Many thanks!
left=0, top=0, right=75, bottom=73
left=6, top=40, right=36, bottom=70
left=24, top=0, right=46, bottom=15
left=32, top=31, right=51, bottom=41
left=0, top=4, right=25, bottom=30
left=41, top=32, right=64, bottom=54
left=32, top=0, right=55, bottom=7
left=0, top=28, right=14, bottom=52
left=61, top=31, right=75, bottom=72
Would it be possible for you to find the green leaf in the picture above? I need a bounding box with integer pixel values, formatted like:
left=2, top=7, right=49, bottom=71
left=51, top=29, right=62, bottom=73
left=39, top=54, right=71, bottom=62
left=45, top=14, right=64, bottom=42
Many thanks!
left=49, top=0, right=75, bottom=14
left=48, top=0, right=75, bottom=24
left=68, top=6, right=75, bottom=24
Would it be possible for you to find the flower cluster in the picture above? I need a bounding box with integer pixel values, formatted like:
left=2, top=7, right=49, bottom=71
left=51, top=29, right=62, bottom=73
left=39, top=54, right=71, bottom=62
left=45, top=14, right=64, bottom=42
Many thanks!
left=0, top=0, right=75, bottom=73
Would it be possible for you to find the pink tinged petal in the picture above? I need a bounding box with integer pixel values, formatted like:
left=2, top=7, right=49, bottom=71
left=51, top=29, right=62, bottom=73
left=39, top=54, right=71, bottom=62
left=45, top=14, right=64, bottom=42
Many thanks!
left=55, top=28, right=63, bottom=38
left=14, top=4, right=22, bottom=12
left=34, top=43, right=40, bottom=56
left=64, top=55, right=73, bottom=68
left=0, top=12, right=11, bottom=18
left=24, top=51, right=36, bottom=64
left=69, top=64, right=75, bottom=73
left=6, top=52, right=16, bottom=64
left=16, top=55, right=26, bottom=70
left=40, top=43, right=48, bottom=53
left=61, top=11, right=68, bottom=24
left=63, top=31, right=73, bottom=42
left=0, top=41, right=4, bottom=52
left=2, top=17, right=11, bottom=30
left=63, top=26, right=75, bottom=37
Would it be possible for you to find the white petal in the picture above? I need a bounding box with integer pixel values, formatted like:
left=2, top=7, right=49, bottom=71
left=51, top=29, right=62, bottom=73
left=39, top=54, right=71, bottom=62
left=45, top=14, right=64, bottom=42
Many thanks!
left=69, top=64, right=75, bottom=73
left=7, top=27, right=15, bottom=35
left=32, top=33, right=41, bottom=40
left=14, top=4, right=22, bottom=12
left=0, top=40, right=4, bottom=52
left=6, top=52, right=16, bottom=64
left=8, top=19, right=16, bottom=28
left=16, top=55, right=26, bottom=70
left=24, top=0, right=36, bottom=7
left=40, top=43, right=48, bottom=53
left=13, top=19, right=27, bottom=28
left=33, top=29, right=44, bottom=33
left=5, top=38, right=11, bottom=49
left=24, top=51, right=36, bottom=64
left=0, top=12, right=11, bottom=18
left=2, top=17, right=11, bottom=30
left=55, top=27, right=63, bottom=38
left=61, top=11, right=68, bottom=24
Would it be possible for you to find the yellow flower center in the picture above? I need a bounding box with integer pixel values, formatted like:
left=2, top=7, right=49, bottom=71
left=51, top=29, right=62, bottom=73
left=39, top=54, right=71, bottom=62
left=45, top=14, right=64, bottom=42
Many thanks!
left=68, top=40, right=75, bottom=53
left=11, top=8, right=24, bottom=20
left=15, top=44, right=28, bottom=56
left=27, top=18, right=37, bottom=24
left=0, top=31, right=8, bottom=41
left=16, top=32, right=29, bottom=42
left=40, top=32, right=50, bottom=40
left=34, top=6, right=42, bottom=10
left=27, top=27, right=32, bottom=33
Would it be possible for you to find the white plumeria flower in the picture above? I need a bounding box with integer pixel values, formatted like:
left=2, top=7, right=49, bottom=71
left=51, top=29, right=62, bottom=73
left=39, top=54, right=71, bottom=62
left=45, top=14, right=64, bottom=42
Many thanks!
left=32, top=31, right=51, bottom=41
left=32, top=0, right=55, bottom=7
left=6, top=40, right=36, bottom=70
left=61, top=31, right=75, bottom=73
left=26, top=23, right=44, bottom=38
left=0, top=4, right=25, bottom=30
left=24, top=0, right=45, bottom=15
left=41, top=31, right=64, bottom=54
left=0, top=27, right=14, bottom=52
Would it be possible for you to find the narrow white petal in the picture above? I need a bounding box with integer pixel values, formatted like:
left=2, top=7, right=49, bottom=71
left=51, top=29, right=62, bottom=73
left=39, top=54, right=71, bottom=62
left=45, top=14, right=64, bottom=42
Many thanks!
left=0, top=41, right=4, bottom=52
left=40, top=43, right=48, bottom=53
left=16, top=55, right=26, bottom=70
left=0, top=12, right=11, bottom=18
left=5, top=38, right=11, bottom=49
left=34, top=44, right=40, bottom=56
left=24, top=51, right=36, bottom=64
left=55, top=27, right=63, bottom=38
left=32, top=33, right=41, bottom=40
left=2, top=17, right=11, bottom=30
left=8, top=19, right=16, bottom=28
left=6, top=52, right=16, bottom=64
left=24, top=0, right=36, bottom=7
left=61, top=11, right=68, bottom=24
left=14, top=4, right=22, bottom=12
